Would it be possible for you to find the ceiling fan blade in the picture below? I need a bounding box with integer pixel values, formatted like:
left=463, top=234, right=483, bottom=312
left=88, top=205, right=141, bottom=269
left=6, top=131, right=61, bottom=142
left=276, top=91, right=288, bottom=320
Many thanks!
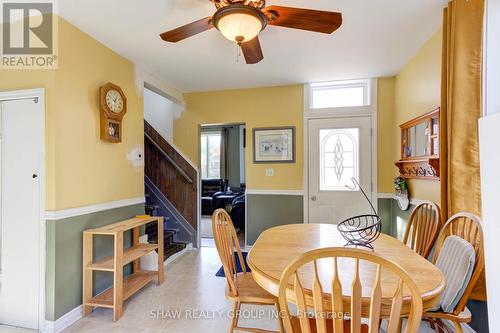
left=263, top=6, right=342, bottom=34
left=160, top=17, right=213, bottom=42
left=240, top=36, right=264, bottom=64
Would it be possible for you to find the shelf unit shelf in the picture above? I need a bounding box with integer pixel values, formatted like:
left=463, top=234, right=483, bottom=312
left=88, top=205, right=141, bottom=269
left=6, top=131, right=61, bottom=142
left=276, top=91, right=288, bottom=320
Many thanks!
left=87, top=243, right=158, bottom=271
left=82, top=216, right=164, bottom=321
left=86, top=270, right=157, bottom=308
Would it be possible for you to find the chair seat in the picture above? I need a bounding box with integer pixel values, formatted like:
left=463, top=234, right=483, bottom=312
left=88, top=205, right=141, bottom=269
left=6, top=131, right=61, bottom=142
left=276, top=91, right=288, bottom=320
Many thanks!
left=423, top=306, right=472, bottom=323
left=225, top=272, right=277, bottom=304
left=290, top=318, right=368, bottom=333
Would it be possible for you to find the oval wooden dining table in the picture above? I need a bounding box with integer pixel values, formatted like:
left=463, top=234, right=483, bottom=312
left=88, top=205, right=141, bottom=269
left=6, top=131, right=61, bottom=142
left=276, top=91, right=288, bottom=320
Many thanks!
left=247, top=224, right=445, bottom=317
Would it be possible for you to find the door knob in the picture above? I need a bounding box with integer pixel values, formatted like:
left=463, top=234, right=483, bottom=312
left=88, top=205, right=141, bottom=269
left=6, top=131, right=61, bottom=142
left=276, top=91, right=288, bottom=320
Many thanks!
left=311, top=195, right=317, bottom=202
left=32, top=174, right=38, bottom=179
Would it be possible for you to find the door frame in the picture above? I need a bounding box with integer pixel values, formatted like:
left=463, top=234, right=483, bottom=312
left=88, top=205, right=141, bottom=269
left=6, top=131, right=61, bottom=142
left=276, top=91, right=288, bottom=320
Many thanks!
left=0, top=88, right=46, bottom=330
left=198, top=122, right=247, bottom=247
left=303, top=79, right=378, bottom=224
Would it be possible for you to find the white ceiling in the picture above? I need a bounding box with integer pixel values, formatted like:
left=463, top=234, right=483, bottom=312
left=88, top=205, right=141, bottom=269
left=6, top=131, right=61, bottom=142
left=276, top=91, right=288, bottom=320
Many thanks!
left=59, top=0, right=445, bottom=93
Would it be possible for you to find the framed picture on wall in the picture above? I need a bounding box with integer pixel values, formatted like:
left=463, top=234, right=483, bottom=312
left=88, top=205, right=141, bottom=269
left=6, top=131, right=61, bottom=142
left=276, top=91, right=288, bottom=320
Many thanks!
left=253, top=127, right=295, bottom=163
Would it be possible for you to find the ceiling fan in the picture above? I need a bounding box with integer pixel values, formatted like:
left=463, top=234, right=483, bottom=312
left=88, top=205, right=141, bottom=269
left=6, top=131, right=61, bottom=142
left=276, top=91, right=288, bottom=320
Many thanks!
left=160, top=0, right=343, bottom=64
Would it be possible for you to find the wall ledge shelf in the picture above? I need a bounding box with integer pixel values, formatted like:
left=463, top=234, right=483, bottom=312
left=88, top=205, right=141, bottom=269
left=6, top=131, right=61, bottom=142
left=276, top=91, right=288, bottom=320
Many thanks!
left=395, top=157, right=440, bottom=180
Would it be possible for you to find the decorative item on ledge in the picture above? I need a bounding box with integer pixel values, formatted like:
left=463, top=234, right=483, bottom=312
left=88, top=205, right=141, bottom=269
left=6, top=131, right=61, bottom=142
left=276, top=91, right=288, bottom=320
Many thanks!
left=395, top=108, right=440, bottom=180
left=394, top=176, right=410, bottom=210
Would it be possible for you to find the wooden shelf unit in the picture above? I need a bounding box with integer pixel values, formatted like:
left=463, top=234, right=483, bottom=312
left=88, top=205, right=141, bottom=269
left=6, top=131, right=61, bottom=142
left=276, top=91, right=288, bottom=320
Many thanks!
left=82, top=216, right=164, bottom=321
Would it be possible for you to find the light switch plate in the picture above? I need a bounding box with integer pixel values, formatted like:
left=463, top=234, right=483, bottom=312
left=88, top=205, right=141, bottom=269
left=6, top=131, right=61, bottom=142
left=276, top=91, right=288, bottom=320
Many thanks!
left=266, top=168, right=274, bottom=177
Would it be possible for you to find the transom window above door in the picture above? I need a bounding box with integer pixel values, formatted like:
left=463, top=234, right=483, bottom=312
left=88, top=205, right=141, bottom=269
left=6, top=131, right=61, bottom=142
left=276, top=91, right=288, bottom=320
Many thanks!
left=310, top=79, right=371, bottom=109
left=320, top=128, right=359, bottom=191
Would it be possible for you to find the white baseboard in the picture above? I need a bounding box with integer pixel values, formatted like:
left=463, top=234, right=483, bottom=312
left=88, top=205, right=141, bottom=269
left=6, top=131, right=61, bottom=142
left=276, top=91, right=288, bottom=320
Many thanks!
left=43, top=305, right=82, bottom=333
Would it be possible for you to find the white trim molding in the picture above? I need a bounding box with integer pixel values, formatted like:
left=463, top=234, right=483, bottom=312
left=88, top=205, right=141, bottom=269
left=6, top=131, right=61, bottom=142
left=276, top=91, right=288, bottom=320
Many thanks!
left=377, top=193, right=428, bottom=206
left=44, top=197, right=146, bottom=220
left=42, top=305, right=82, bottom=333
left=303, top=78, right=378, bottom=224
left=245, top=189, right=304, bottom=196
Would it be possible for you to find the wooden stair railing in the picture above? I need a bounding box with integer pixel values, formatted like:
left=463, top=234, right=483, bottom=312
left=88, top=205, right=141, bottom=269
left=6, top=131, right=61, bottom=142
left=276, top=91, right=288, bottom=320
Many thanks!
left=144, top=121, right=198, bottom=233
left=145, top=132, right=193, bottom=184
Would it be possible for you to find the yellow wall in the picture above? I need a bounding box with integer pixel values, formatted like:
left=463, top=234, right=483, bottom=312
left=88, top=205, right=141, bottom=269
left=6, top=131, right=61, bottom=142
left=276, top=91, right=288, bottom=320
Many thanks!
left=0, top=17, right=144, bottom=210
left=377, top=77, right=397, bottom=193
left=175, top=83, right=397, bottom=192
left=174, top=85, right=304, bottom=190
left=393, top=29, right=442, bottom=203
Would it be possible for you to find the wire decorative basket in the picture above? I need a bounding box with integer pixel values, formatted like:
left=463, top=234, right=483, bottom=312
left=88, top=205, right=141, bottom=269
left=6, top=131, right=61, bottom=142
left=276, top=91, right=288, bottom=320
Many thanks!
left=337, top=178, right=382, bottom=250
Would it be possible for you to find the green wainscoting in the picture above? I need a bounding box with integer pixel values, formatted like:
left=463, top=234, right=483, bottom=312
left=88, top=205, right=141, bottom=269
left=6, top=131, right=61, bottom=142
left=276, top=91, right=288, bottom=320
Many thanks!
left=45, top=203, right=144, bottom=321
left=377, top=198, right=415, bottom=239
left=247, top=194, right=303, bottom=245
left=246, top=196, right=411, bottom=246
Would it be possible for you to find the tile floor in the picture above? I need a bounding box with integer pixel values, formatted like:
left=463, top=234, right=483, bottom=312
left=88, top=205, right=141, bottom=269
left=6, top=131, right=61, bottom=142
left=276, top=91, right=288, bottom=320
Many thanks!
left=63, top=247, right=444, bottom=333
left=64, top=247, right=279, bottom=333
left=0, top=247, right=448, bottom=333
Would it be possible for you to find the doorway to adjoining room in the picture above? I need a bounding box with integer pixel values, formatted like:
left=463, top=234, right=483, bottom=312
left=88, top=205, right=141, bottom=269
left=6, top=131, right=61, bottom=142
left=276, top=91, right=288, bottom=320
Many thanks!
left=199, top=123, right=246, bottom=247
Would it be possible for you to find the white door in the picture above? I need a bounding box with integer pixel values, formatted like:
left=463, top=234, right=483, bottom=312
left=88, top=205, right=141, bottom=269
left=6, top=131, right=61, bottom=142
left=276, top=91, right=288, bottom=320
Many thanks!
left=308, top=116, right=373, bottom=224
left=0, top=98, right=42, bottom=329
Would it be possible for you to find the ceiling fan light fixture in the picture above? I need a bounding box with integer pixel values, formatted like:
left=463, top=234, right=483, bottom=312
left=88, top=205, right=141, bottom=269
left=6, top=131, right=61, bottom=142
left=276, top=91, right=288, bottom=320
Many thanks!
left=212, top=5, right=267, bottom=43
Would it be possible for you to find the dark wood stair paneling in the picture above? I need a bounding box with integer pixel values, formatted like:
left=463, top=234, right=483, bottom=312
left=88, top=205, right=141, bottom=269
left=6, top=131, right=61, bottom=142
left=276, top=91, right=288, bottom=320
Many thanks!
left=144, top=121, right=198, bottom=232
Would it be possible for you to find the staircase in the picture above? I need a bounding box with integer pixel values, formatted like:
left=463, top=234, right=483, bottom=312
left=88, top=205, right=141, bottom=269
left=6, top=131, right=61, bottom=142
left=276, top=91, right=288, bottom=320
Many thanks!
left=144, top=203, right=188, bottom=260
left=144, top=120, right=199, bottom=259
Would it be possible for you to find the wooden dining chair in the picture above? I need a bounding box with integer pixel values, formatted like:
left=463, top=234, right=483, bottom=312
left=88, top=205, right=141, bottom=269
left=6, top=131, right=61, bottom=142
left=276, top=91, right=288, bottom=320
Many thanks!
left=423, top=212, right=484, bottom=333
left=402, top=201, right=441, bottom=258
left=278, top=247, right=423, bottom=333
left=212, top=209, right=284, bottom=333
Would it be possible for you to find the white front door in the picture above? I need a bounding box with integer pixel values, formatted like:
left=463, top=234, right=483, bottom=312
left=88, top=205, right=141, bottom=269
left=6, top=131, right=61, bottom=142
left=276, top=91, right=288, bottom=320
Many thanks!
left=0, top=97, right=43, bottom=329
left=308, top=116, right=373, bottom=224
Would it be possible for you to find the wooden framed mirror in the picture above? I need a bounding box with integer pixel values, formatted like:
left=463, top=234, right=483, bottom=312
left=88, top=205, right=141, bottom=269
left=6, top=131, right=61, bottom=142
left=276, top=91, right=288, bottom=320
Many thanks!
left=395, top=108, right=440, bottom=180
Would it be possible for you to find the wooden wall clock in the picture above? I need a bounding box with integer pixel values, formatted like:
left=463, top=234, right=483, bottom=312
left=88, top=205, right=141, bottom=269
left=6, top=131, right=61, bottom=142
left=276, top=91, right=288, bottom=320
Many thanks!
left=99, top=82, right=127, bottom=143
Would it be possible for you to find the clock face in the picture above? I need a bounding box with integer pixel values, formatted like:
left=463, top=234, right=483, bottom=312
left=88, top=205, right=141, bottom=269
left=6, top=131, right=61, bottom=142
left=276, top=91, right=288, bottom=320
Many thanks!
left=105, top=89, right=124, bottom=114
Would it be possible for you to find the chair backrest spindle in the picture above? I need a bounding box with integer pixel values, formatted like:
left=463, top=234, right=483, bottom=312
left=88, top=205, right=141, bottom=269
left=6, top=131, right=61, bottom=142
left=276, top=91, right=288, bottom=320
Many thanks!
left=212, top=209, right=246, bottom=297
left=278, top=248, right=423, bottom=333
left=403, top=202, right=441, bottom=258
left=432, top=212, right=484, bottom=316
